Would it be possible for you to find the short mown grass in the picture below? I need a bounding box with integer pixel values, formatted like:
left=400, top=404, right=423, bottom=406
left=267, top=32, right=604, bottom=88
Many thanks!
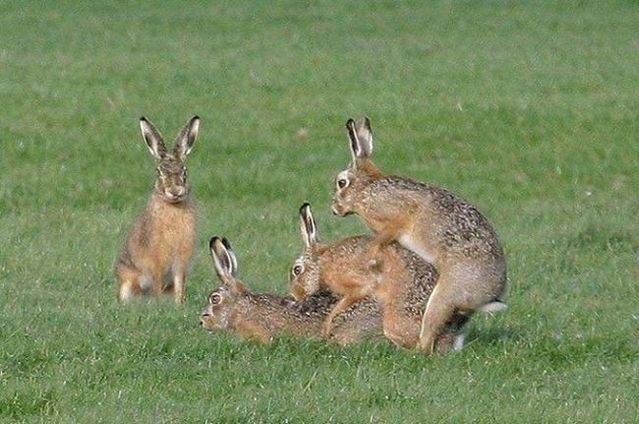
left=1, top=1, right=638, bottom=422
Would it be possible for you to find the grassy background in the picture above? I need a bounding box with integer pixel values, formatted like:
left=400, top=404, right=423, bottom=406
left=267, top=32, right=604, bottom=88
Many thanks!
left=1, top=0, right=638, bottom=422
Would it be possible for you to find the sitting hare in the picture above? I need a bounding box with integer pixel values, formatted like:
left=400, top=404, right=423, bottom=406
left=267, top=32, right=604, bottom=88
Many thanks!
left=331, top=117, right=507, bottom=352
left=115, top=116, right=200, bottom=304
left=290, top=203, right=469, bottom=352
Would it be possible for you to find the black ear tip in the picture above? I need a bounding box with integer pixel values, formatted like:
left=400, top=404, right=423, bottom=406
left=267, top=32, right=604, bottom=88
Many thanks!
left=209, top=236, right=220, bottom=249
left=221, top=238, right=232, bottom=250
left=192, top=115, right=200, bottom=121
left=300, top=202, right=311, bottom=213
left=139, top=116, right=148, bottom=123
left=345, top=118, right=355, bottom=128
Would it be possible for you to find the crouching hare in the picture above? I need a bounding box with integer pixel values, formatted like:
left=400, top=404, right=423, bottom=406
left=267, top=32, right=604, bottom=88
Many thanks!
left=331, top=117, right=507, bottom=352
left=115, top=116, right=200, bottom=304
left=200, top=237, right=383, bottom=345
left=291, top=203, right=469, bottom=352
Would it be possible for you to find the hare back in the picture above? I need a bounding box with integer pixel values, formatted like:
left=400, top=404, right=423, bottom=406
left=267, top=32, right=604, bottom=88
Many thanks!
left=364, top=176, right=504, bottom=261
left=234, top=292, right=326, bottom=338
left=230, top=290, right=382, bottom=343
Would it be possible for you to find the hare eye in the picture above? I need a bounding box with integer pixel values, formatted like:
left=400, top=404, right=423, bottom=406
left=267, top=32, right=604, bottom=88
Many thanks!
left=293, top=265, right=303, bottom=276
left=209, top=293, right=222, bottom=305
left=337, top=178, right=348, bottom=189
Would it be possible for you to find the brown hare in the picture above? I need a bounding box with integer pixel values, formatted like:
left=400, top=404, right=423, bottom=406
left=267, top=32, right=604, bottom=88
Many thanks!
left=115, top=116, right=200, bottom=304
left=290, top=203, right=469, bottom=352
left=200, top=237, right=384, bottom=345
left=331, top=117, right=507, bottom=353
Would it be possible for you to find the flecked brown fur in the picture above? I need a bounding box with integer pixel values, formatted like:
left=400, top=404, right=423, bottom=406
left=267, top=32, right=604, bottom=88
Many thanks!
left=330, top=117, right=507, bottom=352
left=200, top=237, right=384, bottom=345
left=290, top=203, right=468, bottom=351
left=115, top=116, right=200, bottom=304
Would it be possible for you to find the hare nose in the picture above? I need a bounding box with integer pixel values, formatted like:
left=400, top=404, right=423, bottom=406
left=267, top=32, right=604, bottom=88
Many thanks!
left=167, top=187, right=186, bottom=199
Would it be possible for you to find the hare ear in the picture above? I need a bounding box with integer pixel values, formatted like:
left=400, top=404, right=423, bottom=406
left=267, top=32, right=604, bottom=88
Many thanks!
left=221, top=238, right=238, bottom=277
left=209, top=236, right=233, bottom=284
left=210, top=236, right=247, bottom=294
left=174, top=115, right=200, bottom=159
left=140, top=117, right=167, bottom=160
left=345, top=116, right=373, bottom=164
left=299, top=202, right=318, bottom=248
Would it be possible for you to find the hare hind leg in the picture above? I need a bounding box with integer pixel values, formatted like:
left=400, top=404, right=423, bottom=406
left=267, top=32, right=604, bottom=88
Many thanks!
left=417, top=278, right=458, bottom=353
left=381, top=300, right=420, bottom=349
left=419, top=261, right=503, bottom=353
left=116, top=265, right=142, bottom=303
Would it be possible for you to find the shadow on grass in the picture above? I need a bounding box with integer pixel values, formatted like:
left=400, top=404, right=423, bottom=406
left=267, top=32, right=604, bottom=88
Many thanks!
left=465, top=324, right=522, bottom=349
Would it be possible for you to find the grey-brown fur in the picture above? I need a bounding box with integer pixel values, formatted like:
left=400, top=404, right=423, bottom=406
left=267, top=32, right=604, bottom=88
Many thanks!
left=201, top=287, right=384, bottom=345
left=115, top=116, right=200, bottom=304
left=290, top=203, right=469, bottom=351
left=364, top=177, right=503, bottom=259
left=331, top=117, right=507, bottom=352
left=200, top=237, right=384, bottom=345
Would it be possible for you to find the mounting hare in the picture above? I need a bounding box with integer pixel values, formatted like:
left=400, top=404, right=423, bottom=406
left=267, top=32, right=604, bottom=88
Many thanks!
left=115, top=116, right=200, bottom=304
left=200, top=237, right=384, bottom=345
left=291, top=203, right=469, bottom=352
left=331, top=117, right=507, bottom=352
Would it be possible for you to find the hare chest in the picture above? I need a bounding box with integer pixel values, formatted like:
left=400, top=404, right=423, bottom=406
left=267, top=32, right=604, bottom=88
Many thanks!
left=147, top=200, right=196, bottom=270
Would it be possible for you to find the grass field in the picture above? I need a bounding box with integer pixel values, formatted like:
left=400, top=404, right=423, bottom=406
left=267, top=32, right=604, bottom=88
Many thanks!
left=1, top=0, right=638, bottom=422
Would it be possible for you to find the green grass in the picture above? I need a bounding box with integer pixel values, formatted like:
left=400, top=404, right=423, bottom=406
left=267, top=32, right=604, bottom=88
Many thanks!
left=1, top=0, right=638, bottom=422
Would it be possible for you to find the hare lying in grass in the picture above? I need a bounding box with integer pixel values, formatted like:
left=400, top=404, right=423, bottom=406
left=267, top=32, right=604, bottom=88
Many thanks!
left=290, top=203, right=469, bottom=352
left=200, top=237, right=384, bottom=345
left=330, top=117, right=507, bottom=352
left=115, top=116, right=200, bottom=304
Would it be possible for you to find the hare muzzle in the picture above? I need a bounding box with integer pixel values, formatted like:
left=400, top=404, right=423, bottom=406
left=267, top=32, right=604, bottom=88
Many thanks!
left=155, top=158, right=190, bottom=203
left=164, top=185, right=187, bottom=202
left=330, top=199, right=350, bottom=217
left=200, top=308, right=222, bottom=331
left=291, top=283, right=307, bottom=301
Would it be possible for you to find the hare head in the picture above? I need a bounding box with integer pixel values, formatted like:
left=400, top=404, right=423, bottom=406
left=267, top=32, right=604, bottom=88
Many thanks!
left=331, top=117, right=382, bottom=216
left=139, top=115, right=200, bottom=203
left=289, top=203, right=327, bottom=300
left=200, top=237, right=248, bottom=331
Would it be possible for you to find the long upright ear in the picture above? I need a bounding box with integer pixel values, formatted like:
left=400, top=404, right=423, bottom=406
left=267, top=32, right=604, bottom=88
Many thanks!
left=209, top=236, right=233, bottom=284
left=174, top=115, right=200, bottom=159
left=299, top=202, right=318, bottom=248
left=221, top=238, right=238, bottom=277
left=140, top=117, right=167, bottom=160
left=345, top=117, right=373, bottom=164
left=210, top=236, right=247, bottom=294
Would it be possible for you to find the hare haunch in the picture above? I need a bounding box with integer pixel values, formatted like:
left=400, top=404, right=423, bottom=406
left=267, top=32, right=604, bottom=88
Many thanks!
left=331, top=117, right=507, bottom=352
left=115, top=116, right=200, bottom=304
